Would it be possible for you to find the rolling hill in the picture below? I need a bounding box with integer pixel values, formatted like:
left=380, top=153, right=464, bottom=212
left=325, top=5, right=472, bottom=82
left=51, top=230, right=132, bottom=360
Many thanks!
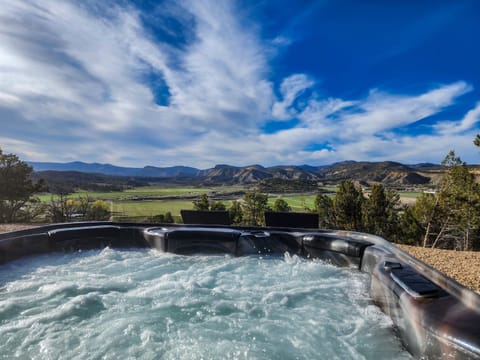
left=29, top=161, right=199, bottom=177
left=29, top=160, right=439, bottom=187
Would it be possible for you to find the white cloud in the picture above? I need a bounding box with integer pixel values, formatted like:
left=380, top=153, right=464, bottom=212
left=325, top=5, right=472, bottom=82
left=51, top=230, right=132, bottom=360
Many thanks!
left=0, top=92, right=20, bottom=106
left=329, top=131, right=479, bottom=165
left=338, top=81, right=472, bottom=138
left=0, top=136, right=51, bottom=161
left=234, top=82, right=477, bottom=166
left=0, top=0, right=154, bottom=131
left=434, top=102, right=480, bottom=135
left=0, top=0, right=277, bottom=164
left=271, top=36, right=292, bottom=47
left=272, top=74, right=315, bottom=120
left=0, top=0, right=478, bottom=167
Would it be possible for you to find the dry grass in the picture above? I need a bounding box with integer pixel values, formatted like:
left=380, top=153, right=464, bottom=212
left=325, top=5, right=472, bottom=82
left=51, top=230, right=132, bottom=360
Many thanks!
left=0, top=224, right=40, bottom=233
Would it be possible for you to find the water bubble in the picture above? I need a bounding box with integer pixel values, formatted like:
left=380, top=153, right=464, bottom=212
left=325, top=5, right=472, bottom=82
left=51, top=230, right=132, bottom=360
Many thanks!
left=0, top=250, right=412, bottom=359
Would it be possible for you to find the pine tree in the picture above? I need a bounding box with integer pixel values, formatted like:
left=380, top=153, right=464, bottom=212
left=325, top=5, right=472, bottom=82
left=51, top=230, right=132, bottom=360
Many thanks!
left=398, top=205, right=424, bottom=245
left=362, top=184, right=401, bottom=240
left=413, top=150, right=480, bottom=250
left=242, top=191, right=269, bottom=226
left=229, top=200, right=243, bottom=225
left=363, top=184, right=388, bottom=236
left=272, top=198, right=291, bottom=212
left=210, top=201, right=227, bottom=211
left=333, top=180, right=364, bottom=231
left=314, top=193, right=335, bottom=228
left=192, top=193, right=210, bottom=211
left=474, top=134, right=480, bottom=148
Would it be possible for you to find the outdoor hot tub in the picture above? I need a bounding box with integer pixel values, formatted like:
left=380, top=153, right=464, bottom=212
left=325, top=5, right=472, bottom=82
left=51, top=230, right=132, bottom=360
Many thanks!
left=0, top=222, right=479, bottom=359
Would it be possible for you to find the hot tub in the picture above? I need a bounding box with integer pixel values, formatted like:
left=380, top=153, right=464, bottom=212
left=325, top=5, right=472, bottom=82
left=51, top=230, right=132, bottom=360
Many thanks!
left=0, top=222, right=479, bottom=359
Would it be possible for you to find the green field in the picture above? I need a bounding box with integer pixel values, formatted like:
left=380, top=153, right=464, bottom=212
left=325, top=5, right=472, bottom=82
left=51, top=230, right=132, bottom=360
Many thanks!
left=37, top=184, right=421, bottom=222
left=37, top=186, right=229, bottom=202
left=398, top=192, right=421, bottom=199
left=112, top=195, right=317, bottom=219
left=112, top=199, right=239, bottom=222
left=112, top=200, right=190, bottom=221
left=112, top=196, right=317, bottom=221
left=268, top=195, right=316, bottom=212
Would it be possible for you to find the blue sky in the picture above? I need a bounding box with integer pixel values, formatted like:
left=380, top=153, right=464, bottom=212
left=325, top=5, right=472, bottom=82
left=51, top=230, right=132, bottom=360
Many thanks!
left=1, top=0, right=479, bottom=168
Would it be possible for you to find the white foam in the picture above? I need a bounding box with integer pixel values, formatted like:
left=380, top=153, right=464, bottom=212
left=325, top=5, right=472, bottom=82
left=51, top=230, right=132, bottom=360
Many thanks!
left=0, top=250, right=412, bottom=359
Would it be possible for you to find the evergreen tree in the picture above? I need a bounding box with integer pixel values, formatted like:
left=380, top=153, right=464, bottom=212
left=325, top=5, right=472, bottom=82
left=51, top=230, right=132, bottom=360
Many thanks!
left=363, top=184, right=388, bottom=236
left=164, top=211, right=175, bottom=223
left=434, top=153, right=480, bottom=250
left=229, top=200, right=243, bottom=225
left=398, top=205, right=424, bottom=245
left=362, top=184, right=401, bottom=240
left=333, top=180, right=364, bottom=231
left=411, top=151, right=480, bottom=250
left=272, top=198, right=291, bottom=212
left=314, top=193, right=335, bottom=228
left=210, top=201, right=227, bottom=211
left=407, top=192, right=438, bottom=247
left=0, top=148, right=45, bottom=223
left=242, top=191, right=269, bottom=226
left=384, top=189, right=402, bottom=241
left=474, top=134, right=480, bottom=148
left=193, top=193, right=210, bottom=211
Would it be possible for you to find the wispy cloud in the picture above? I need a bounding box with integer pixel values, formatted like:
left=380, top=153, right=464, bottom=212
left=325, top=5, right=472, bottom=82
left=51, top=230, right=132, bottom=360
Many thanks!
left=338, top=81, right=472, bottom=138
left=0, top=0, right=478, bottom=167
left=272, top=74, right=314, bottom=120
left=434, top=102, right=480, bottom=135
left=0, top=0, right=276, bottom=164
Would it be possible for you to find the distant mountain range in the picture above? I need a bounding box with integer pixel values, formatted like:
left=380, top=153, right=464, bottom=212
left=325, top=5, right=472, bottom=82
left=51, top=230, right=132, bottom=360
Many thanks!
left=29, top=160, right=442, bottom=186
left=29, top=161, right=199, bottom=178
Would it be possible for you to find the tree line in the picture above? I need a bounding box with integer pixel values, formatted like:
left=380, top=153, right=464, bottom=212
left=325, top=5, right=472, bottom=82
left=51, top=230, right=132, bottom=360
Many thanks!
left=2, top=144, right=480, bottom=250
left=189, top=149, right=480, bottom=251
left=318, top=150, right=480, bottom=250
left=0, top=148, right=110, bottom=223
left=191, top=192, right=291, bottom=226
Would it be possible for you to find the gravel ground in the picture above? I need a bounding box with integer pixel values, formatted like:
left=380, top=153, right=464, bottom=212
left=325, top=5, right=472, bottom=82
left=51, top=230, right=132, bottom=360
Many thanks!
left=0, top=224, right=41, bottom=233
left=397, top=244, right=480, bottom=293
left=0, top=225, right=479, bottom=293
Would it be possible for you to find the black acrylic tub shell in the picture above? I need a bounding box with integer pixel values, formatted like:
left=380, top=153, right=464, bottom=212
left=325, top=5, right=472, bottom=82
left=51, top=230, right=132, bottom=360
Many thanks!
left=302, top=233, right=372, bottom=268
left=145, top=227, right=241, bottom=254
left=0, top=222, right=479, bottom=359
left=144, top=227, right=303, bottom=256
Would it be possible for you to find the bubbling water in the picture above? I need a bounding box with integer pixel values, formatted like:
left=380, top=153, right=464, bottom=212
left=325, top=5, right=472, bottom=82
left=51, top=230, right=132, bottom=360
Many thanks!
left=0, top=248, right=411, bottom=359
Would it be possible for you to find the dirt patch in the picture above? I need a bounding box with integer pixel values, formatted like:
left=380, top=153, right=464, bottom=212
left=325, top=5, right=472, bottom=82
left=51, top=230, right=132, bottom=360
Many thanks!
left=399, top=196, right=416, bottom=205
left=0, top=224, right=41, bottom=233
left=397, top=244, right=480, bottom=293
